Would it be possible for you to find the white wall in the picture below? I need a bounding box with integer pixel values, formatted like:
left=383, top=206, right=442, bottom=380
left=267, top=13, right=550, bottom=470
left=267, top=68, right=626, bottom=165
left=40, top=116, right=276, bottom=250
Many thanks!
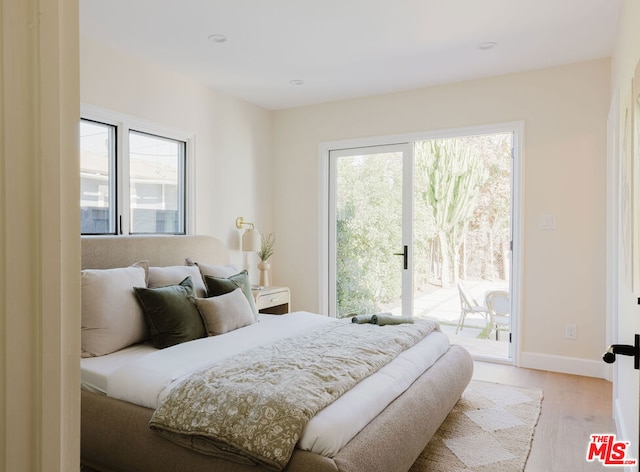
left=80, top=37, right=274, bottom=278
left=610, top=0, right=640, bottom=463
left=80, top=20, right=612, bottom=378
left=273, top=59, right=610, bottom=376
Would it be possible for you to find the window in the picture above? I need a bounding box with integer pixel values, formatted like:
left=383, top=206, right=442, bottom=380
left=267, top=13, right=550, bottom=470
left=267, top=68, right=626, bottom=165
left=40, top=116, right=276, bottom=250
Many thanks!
left=129, top=131, right=185, bottom=234
left=80, top=110, right=192, bottom=235
left=80, top=120, right=116, bottom=234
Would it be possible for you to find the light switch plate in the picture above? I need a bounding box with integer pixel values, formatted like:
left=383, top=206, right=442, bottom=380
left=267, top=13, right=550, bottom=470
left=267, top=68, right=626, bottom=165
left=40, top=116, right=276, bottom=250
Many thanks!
left=539, top=214, right=556, bottom=230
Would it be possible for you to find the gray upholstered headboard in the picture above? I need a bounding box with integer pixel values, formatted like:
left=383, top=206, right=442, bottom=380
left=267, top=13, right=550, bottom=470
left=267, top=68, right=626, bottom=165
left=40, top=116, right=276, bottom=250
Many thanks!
left=81, top=235, right=229, bottom=270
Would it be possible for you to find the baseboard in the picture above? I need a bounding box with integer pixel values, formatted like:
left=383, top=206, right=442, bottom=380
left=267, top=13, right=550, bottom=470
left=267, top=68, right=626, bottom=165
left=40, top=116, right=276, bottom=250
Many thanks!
left=519, top=351, right=610, bottom=379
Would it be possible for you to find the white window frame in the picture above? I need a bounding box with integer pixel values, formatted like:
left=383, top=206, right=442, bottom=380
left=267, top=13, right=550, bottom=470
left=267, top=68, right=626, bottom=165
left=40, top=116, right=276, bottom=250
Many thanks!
left=81, top=104, right=196, bottom=235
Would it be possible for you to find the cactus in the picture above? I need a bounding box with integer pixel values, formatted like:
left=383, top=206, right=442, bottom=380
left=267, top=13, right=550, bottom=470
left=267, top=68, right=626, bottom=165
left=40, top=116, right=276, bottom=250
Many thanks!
left=416, top=139, right=487, bottom=286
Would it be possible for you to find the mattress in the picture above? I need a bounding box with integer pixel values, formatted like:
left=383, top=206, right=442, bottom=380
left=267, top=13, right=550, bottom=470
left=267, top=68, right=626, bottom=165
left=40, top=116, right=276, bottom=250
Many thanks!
left=80, top=343, right=157, bottom=393
left=80, top=312, right=450, bottom=457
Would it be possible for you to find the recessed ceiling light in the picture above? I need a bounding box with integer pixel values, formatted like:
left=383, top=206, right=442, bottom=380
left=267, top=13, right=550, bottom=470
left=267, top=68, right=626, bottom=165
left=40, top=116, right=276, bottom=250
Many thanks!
left=208, top=34, right=227, bottom=43
left=289, top=79, right=304, bottom=86
left=477, top=41, right=497, bottom=50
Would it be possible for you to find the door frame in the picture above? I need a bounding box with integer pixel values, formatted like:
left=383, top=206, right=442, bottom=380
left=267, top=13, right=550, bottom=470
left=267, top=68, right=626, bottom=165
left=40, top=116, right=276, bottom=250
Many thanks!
left=606, top=89, right=618, bottom=387
left=319, top=122, right=524, bottom=365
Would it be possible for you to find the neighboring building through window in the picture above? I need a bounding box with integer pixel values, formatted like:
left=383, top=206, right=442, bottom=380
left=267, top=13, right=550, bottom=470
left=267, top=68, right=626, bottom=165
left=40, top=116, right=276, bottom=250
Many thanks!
left=80, top=119, right=116, bottom=234
left=80, top=110, right=191, bottom=235
left=129, top=130, right=185, bottom=234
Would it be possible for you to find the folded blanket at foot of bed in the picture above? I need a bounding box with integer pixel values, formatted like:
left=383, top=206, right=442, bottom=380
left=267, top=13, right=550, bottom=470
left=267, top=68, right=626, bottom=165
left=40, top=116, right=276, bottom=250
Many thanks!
left=149, top=319, right=438, bottom=471
left=372, top=314, right=414, bottom=325
left=350, top=313, right=414, bottom=325
left=350, top=314, right=377, bottom=324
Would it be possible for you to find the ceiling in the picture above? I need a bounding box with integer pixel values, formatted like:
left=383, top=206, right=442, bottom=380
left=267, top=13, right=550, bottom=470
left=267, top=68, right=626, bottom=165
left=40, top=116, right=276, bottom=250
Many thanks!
left=80, top=0, right=621, bottom=110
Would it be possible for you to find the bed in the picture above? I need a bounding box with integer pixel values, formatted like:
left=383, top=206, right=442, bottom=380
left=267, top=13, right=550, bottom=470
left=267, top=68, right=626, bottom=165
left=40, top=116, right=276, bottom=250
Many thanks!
left=80, top=235, right=473, bottom=472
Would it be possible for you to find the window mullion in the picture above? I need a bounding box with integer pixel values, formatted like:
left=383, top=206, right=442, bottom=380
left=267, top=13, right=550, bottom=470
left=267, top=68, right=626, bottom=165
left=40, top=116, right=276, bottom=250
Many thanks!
left=179, top=141, right=187, bottom=234
left=185, top=136, right=195, bottom=235
left=119, top=124, right=130, bottom=235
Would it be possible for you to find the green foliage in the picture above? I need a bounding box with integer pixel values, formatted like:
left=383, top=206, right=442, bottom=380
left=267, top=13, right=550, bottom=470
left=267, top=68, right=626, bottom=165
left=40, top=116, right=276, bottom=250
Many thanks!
left=335, top=153, right=403, bottom=316
left=418, top=139, right=483, bottom=232
left=335, top=134, right=512, bottom=314
left=257, top=233, right=275, bottom=261
left=336, top=219, right=380, bottom=317
left=415, top=138, right=488, bottom=286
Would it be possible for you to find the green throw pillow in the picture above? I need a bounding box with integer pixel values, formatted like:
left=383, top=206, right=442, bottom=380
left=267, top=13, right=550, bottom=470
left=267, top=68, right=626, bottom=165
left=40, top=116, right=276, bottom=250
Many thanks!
left=203, top=270, right=259, bottom=321
left=134, top=276, right=206, bottom=349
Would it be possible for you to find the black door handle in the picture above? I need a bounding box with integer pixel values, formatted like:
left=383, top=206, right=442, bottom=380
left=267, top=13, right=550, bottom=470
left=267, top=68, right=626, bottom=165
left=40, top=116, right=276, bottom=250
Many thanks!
left=603, top=334, right=640, bottom=369
left=393, top=245, right=408, bottom=270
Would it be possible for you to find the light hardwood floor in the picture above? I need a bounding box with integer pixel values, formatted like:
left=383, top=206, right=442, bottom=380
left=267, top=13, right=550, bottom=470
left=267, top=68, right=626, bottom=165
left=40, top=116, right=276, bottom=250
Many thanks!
left=473, top=361, right=617, bottom=471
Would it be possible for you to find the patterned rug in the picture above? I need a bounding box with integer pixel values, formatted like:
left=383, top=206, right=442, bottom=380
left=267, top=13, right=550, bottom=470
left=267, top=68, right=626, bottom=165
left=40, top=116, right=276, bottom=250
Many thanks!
left=410, top=380, right=543, bottom=472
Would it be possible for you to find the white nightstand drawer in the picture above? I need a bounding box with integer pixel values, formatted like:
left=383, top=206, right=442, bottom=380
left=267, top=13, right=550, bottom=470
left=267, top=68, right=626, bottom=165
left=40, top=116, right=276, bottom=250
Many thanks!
left=254, top=287, right=290, bottom=314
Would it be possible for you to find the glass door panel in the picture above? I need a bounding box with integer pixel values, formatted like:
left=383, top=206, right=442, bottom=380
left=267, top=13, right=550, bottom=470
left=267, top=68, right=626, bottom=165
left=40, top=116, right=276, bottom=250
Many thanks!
left=329, top=144, right=412, bottom=318
left=412, top=134, right=513, bottom=360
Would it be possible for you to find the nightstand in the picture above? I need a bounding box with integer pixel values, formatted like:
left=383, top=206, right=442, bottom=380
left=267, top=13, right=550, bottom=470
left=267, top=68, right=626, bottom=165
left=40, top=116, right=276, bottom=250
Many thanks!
left=253, top=286, right=290, bottom=315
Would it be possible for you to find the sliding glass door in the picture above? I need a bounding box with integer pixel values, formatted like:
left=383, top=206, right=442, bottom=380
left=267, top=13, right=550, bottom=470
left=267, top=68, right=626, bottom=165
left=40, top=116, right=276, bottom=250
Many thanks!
left=327, top=129, right=517, bottom=361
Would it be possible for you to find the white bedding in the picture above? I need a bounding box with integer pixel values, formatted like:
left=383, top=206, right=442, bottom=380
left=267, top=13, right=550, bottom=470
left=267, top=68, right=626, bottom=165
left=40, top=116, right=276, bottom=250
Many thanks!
left=80, top=343, right=157, bottom=393
left=80, top=312, right=450, bottom=457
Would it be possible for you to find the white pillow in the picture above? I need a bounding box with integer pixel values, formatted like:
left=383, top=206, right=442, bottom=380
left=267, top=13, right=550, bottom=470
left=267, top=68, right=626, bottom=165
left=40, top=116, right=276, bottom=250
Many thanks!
left=81, top=262, right=148, bottom=358
left=195, top=288, right=255, bottom=336
left=186, top=258, right=239, bottom=279
left=148, top=265, right=207, bottom=298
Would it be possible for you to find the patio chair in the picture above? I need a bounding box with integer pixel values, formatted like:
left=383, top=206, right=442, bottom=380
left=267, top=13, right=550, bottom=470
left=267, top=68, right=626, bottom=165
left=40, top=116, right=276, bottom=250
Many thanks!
left=485, top=290, right=510, bottom=341
left=456, top=282, right=490, bottom=334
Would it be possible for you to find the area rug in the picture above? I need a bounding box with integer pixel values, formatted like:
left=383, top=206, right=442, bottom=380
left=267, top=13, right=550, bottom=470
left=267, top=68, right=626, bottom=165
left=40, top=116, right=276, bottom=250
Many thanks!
left=409, top=380, right=543, bottom=472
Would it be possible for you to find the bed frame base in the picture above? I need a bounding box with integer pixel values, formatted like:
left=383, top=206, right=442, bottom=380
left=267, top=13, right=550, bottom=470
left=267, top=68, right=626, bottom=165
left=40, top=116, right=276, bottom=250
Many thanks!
left=82, top=345, right=472, bottom=472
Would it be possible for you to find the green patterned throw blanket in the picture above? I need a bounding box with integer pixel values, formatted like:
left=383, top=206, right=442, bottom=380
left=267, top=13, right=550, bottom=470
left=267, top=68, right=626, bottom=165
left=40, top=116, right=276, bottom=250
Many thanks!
left=150, top=318, right=440, bottom=471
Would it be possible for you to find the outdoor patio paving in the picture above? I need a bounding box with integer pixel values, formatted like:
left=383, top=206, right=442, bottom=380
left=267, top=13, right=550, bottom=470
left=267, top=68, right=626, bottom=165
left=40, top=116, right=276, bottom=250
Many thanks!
left=388, top=279, right=511, bottom=359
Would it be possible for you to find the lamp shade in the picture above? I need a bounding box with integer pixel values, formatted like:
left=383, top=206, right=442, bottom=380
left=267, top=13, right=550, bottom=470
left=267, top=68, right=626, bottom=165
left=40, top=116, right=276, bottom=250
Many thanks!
left=242, top=228, right=261, bottom=252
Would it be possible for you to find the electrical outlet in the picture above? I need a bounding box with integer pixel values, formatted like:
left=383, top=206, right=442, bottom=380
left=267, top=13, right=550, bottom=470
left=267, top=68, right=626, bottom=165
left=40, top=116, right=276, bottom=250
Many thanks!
left=565, top=324, right=577, bottom=340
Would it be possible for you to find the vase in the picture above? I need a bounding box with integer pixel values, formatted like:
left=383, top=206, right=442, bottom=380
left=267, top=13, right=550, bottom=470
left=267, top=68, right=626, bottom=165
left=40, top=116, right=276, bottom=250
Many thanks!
left=257, top=260, right=271, bottom=287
